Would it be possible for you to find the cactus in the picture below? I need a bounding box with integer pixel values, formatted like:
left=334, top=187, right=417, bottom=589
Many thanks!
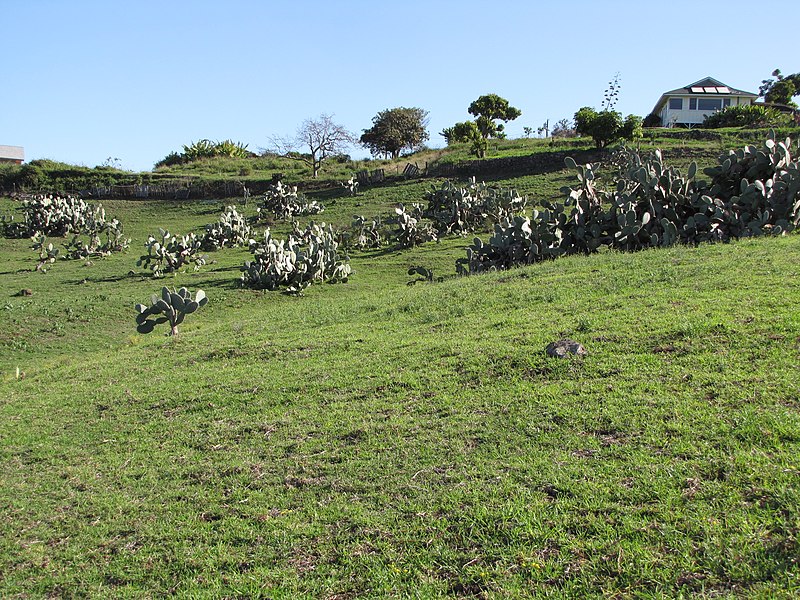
left=257, top=181, right=324, bottom=221
left=241, top=222, right=351, bottom=294
left=393, top=203, right=438, bottom=248
left=425, top=177, right=527, bottom=234
left=3, top=195, right=130, bottom=260
left=457, top=131, right=800, bottom=276
left=201, top=205, right=251, bottom=250
left=137, top=228, right=206, bottom=277
left=31, top=233, right=59, bottom=272
left=62, top=217, right=130, bottom=259
left=407, top=266, right=441, bottom=285
left=341, top=176, right=359, bottom=197
left=348, top=215, right=385, bottom=250
left=135, top=287, right=208, bottom=336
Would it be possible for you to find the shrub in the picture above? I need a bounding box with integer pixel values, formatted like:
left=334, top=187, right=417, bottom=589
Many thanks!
left=702, top=105, right=790, bottom=129
left=643, top=113, right=662, bottom=128
left=574, top=108, right=643, bottom=149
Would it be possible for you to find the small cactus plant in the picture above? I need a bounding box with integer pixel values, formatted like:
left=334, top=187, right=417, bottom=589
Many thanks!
left=135, top=287, right=208, bottom=336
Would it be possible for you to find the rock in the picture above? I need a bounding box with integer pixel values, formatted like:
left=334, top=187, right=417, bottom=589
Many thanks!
left=546, top=338, right=587, bottom=358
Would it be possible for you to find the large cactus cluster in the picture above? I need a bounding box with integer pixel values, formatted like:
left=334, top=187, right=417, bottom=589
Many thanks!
left=2, top=194, right=130, bottom=260
left=459, top=131, right=800, bottom=274
left=14, top=194, right=98, bottom=237
left=201, top=205, right=251, bottom=250
left=241, top=222, right=351, bottom=293
left=257, top=181, right=324, bottom=221
left=137, top=228, right=206, bottom=277
left=425, top=177, right=527, bottom=234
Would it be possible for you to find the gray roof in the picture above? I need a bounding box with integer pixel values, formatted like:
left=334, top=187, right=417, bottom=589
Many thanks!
left=0, top=145, right=24, bottom=160
left=661, top=77, right=757, bottom=98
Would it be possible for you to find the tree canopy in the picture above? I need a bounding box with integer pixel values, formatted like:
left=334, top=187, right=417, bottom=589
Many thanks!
left=439, top=121, right=487, bottom=158
left=574, top=107, right=642, bottom=149
left=360, top=107, right=429, bottom=159
left=759, top=69, right=800, bottom=108
left=467, top=94, right=522, bottom=139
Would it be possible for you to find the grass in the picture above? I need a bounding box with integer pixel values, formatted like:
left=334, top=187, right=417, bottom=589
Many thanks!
left=1, top=136, right=799, bottom=597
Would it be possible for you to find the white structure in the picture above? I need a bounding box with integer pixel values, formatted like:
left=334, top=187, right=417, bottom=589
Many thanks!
left=0, top=145, right=24, bottom=164
left=651, top=77, right=758, bottom=127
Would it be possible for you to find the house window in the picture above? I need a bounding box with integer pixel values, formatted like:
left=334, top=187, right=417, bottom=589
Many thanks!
left=669, top=98, right=683, bottom=110
left=689, top=98, right=697, bottom=110
left=723, top=98, right=731, bottom=107
left=697, top=98, right=723, bottom=111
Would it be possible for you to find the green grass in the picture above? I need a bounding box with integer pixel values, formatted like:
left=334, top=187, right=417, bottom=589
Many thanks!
left=2, top=167, right=800, bottom=597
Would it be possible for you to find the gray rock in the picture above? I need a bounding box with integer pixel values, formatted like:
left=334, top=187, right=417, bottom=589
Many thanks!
left=546, top=338, right=587, bottom=358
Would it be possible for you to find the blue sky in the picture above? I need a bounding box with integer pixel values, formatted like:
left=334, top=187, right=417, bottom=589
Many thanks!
left=2, top=0, right=795, bottom=172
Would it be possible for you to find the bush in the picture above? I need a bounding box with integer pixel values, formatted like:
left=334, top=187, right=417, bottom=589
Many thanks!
left=574, top=108, right=642, bottom=149
left=703, top=105, right=790, bottom=129
left=643, top=113, right=662, bottom=128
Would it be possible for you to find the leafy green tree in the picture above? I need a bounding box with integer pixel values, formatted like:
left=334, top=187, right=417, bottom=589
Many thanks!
left=360, top=107, right=430, bottom=159
left=440, top=121, right=487, bottom=158
left=759, top=69, right=800, bottom=107
left=467, top=94, right=522, bottom=139
left=574, top=107, right=641, bottom=149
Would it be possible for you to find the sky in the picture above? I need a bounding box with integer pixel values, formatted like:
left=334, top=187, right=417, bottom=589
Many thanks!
left=2, top=0, right=796, bottom=172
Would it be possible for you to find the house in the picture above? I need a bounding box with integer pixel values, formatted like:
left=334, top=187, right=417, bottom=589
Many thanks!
left=0, top=145, right=25, bottom=165
left=650, top=77, right=758, bottom=127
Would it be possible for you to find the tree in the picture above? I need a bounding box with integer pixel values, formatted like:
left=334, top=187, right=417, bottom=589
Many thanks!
left=574, top=107, right=641, bottom=149
left=551, top=118, right=577, bottom=138
left=467, top=94, right=522, bottom=139
left=759, top=69, right=800, bottom=107
left=271, top=114, right=354, bottom=178
left=360, top=107, right=429, bottom=159
left=440, top=121, right=487, bottom=158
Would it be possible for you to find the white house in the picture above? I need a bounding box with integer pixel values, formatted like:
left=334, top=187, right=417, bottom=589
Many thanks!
left=0, top=145, right=24, bottom=164
left=651, top=77, right=758, bottom=127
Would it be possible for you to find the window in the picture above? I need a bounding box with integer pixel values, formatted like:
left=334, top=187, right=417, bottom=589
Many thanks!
left=723, top=98, right=731, bottom=107
left=689, top=98, right=697, bottom=110
left=697, top=98, right=723, bottom=111
left=669, top=98, right=683, bottom=110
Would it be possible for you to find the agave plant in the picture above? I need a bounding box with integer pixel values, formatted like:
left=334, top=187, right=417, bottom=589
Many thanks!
left=135, top=287, right=208, bottom=336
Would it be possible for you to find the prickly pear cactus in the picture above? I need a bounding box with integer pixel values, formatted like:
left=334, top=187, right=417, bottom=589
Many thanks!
left=202, top=205, right=251, bottom=250
left=393, top=203, right=438, bottom=248
left=241, top=222, right=351, bottom=293
left=31, top=232, right=59, bottom=272
left=137, top=228, right=206, bottom=277
left=425, top=177, right=527, bottom=234
left=349, top=215, right=385, bottom=250
left=135, top=287, right=208, bottom=336
left=258, top=181, right=324, bottom=221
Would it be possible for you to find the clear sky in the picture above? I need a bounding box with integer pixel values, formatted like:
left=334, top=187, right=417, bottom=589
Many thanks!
left=2, top=0, right=795, bottom=172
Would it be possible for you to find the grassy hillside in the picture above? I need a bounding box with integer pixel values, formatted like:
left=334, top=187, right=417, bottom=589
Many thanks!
left=7, top=127, right=799, bottom=198
left=1, top=134, right=799, bottom=597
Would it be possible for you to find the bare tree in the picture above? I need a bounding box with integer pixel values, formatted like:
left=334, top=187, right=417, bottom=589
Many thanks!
left=270, top=114, right=354, bottom=178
